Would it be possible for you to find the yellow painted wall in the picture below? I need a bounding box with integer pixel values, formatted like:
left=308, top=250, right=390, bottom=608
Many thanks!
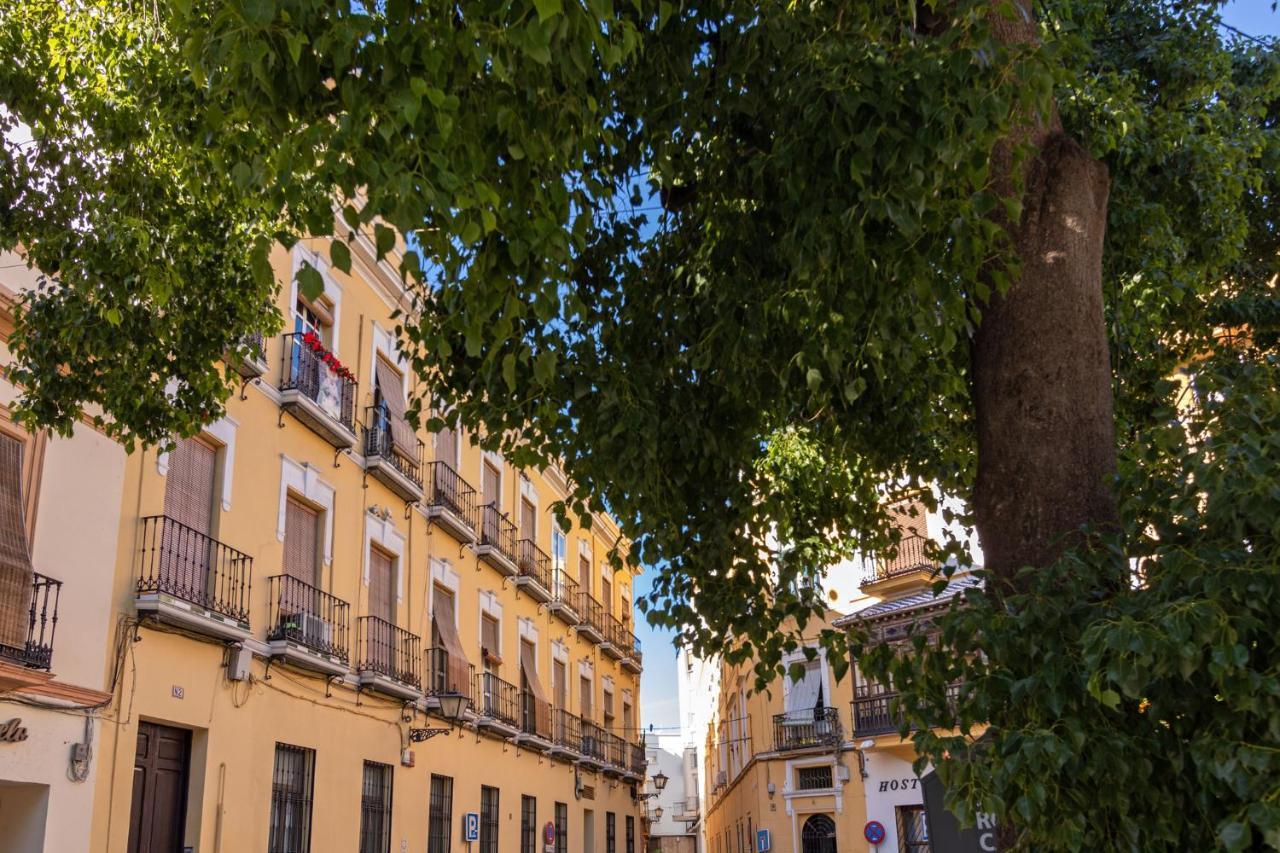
left=87, top=235, right=646, bottom=851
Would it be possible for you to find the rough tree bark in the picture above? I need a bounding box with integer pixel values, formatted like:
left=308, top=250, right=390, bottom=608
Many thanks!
left=969, top=2, right=1118, bottom=846
left=972, top=2, right=1118, bottom=591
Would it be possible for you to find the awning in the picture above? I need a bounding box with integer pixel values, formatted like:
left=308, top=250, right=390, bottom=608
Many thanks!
left=521, top=642, right=552, bottom=735
left=0, top=435, right=34, bottom=650
left=431, top=594, right=472, bottom=695
left=375, top=358, right=418, bottom=461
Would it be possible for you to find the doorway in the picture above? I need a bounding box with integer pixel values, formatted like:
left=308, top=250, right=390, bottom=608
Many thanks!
left=801, top=814, right=837, bottom=853
left=128, top=722, right=191, bottom=853
left=582, top=808, right=595, bottom=853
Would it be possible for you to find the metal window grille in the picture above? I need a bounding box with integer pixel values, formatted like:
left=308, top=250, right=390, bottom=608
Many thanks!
left=896, top=804, right=931, bottom=853
left=796, top=766, right=834, bottom=791
left=606, top=812, right=616, bottom=853
left=480, top=785, right=499, bottom=853
left=625, top=816, right=635, bottom=853
left=555, top=802, right=568, bottom=853
left=359, top=761, right=393, bottom=853
left=521, top=795, right=537, bottom=853
left=268, top=743, right=315, bottom=853
left=428, top=774, right=453, bottom=853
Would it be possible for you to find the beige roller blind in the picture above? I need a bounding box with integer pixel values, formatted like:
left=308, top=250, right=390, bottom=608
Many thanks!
left=481, top=613, right=501, bottom=662
left=434, top=425, right=458, bottom=468
left=374, top=357, right=417, bottom=460
left=283, top=497, right=319, bottom=586
left=163, top=437, right=215, bottom=535
left=578, top=553, right=591, bottom=593
left=368, top=547, right=395, bottom=622
left=520, top=640, right=551, bottom=733
left=0, top=434, right=35, bottom=649
left=579, top=675, right=592, bottom=719
left=520, top=497, right=535, bottom=541
left=431, top=589, right=472, bottom=693
left=601, top=576, right=612, bottom=616
left=482, top=460, right=501, bottom=507
left=553, top=659, right=567, bottom=709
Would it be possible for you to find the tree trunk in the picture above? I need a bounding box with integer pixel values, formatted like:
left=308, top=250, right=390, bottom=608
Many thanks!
left=971, top=0, right=1118, bottom=588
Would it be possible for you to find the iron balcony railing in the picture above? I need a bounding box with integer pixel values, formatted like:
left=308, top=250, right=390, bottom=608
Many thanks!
left=0, top=572, right=60, bottom=670
left=516, top=539, right=552, bottom=590
left=862, top=533, right=934, bottom=585
left=576, top=590, right=605, bottom=636
left=356, top=616, right=421, bottom=689
left=424, top=647, right=475, bottom=705
left=520, top=688, right=552, bottom=740
left=552, top=567, right=579, bottom=609
left=425, top=461, right=478, bottom=529
left=267, top=575, right=350, bottom=662
left=137, top=515, right=253, bottom=623
left=630, top=741, right=647, bottom=776
left=363, top=405, right=423, bottom=488
left=580, top=719, right=608, bottom=763
left=475, top=670, right=520, bottom=727
left=630, top=633, right=643, bottom=666
left=280, top=332, right=357, bottom=432
left=600, top=728, right=627, bottom=768
left=478, top=504, right=518, bottom=564
left=552, top=707, right=582, bottom=752
left=852, top=682, right=964, bottom=737
left=773, top=706, right=843, bottom=751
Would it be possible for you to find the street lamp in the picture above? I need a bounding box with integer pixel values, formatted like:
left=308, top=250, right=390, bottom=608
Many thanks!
left=653, top=806, right=664, bottom=821
left=409, top=692, right=468, bottom=742
left=652, top=771, right=669, bottom=792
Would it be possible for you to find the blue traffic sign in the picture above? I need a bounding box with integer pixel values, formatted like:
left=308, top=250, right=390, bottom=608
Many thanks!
left=462, top=812, right=480, bottom=842
left=756, top=828, right=771, bottom=851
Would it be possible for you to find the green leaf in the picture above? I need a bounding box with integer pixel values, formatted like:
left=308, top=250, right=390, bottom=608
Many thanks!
left=533, top=0, right=562, bottom=22
left=297, top=265, right=324, bottom=302
left=375, top=224, right=396, bottom=259
left=329, top=239, right=351, bottom=274
left=502, top=353, right=517, bottom=391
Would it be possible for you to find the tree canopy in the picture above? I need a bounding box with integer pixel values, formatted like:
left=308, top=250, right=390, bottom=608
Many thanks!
left=2, top=0, right=1278, bottom=848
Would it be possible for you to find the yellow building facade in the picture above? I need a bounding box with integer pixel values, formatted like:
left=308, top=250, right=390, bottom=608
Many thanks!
left=74, top=234, right=648, bottom=852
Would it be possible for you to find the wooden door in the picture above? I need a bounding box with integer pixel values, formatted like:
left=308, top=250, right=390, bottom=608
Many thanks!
left=128, top=722, right=190, bottom=853
left=283, top=497, right=319, bottom=587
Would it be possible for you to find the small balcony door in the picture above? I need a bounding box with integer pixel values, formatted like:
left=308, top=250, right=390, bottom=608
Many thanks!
left=553, top=659, right=567, bottom=709
left=578, top=553, right=591, bottom=597
left=482, top=460, right=501, bottom=508
left=368, top=548, right=395, bottom=624
left=283, top=497, right=320, bottom=588
left=601, top=575, right=612, bottom=617
left=161, top=437, right=216, bottom=594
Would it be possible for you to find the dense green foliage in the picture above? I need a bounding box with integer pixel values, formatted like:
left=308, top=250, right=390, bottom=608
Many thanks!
left=2, top=0, right=1278, bottom=847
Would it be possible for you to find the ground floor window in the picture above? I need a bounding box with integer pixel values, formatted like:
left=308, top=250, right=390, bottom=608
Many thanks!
left=521, top=795, right=537, bottom=853
left=555, top=801, right=568, bottom=853
left=358, top=761, right=393, bottom=853
left=268, top=743, right=315, bottom=853
left=480, top=785, right=500, bottom=853
left=606, top=811, right=616, bottom=853
left=896, top=804, right=931, bottom=853
left=429, top=775, right=453, bottom=853
left=625, top=815, right=635, bottom=853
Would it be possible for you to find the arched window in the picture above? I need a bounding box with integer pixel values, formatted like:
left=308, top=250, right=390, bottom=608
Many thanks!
left=801, top=814, right=838, bottom=853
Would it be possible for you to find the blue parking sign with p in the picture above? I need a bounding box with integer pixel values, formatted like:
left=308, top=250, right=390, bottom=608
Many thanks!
left=756, top=828, right=771, bottom=851
left=462, top=812, right=480, bottom=842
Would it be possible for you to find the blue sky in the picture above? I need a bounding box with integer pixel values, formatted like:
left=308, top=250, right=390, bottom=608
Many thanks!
left=635, top=1, right=1280, bottom=734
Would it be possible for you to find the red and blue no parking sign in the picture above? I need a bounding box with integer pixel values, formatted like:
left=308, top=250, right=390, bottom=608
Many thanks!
left=864, top=820, right=887, bottom=844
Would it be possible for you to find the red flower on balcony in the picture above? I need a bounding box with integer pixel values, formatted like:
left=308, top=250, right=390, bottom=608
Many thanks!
left=301, top=331, right=355, bottom=381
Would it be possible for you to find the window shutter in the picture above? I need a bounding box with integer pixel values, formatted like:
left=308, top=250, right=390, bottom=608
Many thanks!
left=283, top=497, right=319, bottom=586
left=374, top=357, right=417, bottom=460
left=163, top=437, right=216, bottom=535
left=0, top=434, right=35, bottom=649
left=368, top=548, right=394, bottom=622
left=481, top=614, right=500, bottom=659
left=482, top=461, right=501, bottom=507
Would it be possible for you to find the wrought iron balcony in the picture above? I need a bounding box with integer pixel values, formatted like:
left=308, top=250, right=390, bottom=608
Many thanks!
left=629, top=741, right=647, bottom=778
left=279, top=332, right=357, bottom=448
left=0, top=572, right=60, bottom=671
left=601, top=615, right=626, bottom=659
left=136, top=515, right=253, bottom=636
left=476, top=504, right=518, bottom=575
left=579, top=719, right=608, bottom=766
left=424, top=646, right=475, bottom=707
left=232, top=331, right=269, bottom=379
left=861, top=534, right=935, bottom=586
left=356, top=616, right=421, bottom=696
left=474, top=670, right=521, bottom=730
left=362, top=405, right=424, bottom=502
left=548, top=567, right=581, bottom=624
left=423, top=461, right=478, bottom=543
left=520, top=689, right=553, bottom=743
left=513, top=539, right=552, bottom=602
left=575, top=590, right=606, bottom=644
left=600, top=728, right=627, bottom=774
left=852, top=683, right=963, bottom=737
left=622, top=632, right=643, bottom=673
left=773, top=706, right=843, bottom=751
left=266, top=575, right=350, bottom=674
left=551, top=707, right=583, bottom=757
